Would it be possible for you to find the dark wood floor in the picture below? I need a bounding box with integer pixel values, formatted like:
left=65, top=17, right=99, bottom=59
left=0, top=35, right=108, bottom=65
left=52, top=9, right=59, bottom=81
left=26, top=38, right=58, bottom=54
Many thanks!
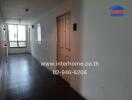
left=1, top=54, right=85, bottom=100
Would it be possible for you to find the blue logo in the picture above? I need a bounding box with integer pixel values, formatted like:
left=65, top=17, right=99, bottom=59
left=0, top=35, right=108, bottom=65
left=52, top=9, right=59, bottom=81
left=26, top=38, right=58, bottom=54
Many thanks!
left=111, top=5, right=125, bottom=16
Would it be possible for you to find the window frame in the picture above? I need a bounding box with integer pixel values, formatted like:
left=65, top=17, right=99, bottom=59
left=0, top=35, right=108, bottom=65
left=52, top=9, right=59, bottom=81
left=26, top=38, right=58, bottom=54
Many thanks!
left=37, top=23, right=42, bottom=44
left=8, top=24, right=27, bottom=48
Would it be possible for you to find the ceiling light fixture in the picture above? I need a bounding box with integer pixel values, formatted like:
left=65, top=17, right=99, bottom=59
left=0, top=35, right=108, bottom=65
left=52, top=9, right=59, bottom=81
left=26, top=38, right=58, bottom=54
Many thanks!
left=25, top=8, right=29, bottom=12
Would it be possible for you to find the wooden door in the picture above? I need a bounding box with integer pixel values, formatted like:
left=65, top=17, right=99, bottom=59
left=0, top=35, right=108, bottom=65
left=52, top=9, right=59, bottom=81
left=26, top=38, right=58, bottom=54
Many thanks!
left=57, top=13, right=71, bottom=83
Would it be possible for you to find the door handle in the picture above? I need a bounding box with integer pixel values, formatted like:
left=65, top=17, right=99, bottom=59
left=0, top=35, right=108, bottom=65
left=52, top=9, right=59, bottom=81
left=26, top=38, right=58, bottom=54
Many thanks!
left=66, top=48, right=71, bottom=51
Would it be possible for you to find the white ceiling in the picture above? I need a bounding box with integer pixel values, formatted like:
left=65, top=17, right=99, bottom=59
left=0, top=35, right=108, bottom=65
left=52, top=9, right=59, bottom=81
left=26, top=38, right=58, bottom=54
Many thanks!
left=0, top=0, right=64, bottom=24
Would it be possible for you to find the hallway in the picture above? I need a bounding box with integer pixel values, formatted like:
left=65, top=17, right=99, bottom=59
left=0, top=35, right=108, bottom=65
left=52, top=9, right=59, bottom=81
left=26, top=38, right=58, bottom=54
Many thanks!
left=2, top=54, right=84, bottom=100
left=0, top=0, right=132, bottom=100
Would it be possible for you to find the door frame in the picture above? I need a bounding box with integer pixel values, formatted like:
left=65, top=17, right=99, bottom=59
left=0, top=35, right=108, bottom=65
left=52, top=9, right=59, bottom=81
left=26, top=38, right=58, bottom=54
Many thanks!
left=56, top=12, right=72, bottom=83
left=56, top=12, right=71, bottom=62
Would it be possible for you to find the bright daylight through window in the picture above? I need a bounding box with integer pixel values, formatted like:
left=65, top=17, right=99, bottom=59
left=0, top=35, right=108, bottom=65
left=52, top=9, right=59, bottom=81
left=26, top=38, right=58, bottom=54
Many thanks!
left=8, top=25, right=26, bottom=48
left=37, top=23, right=42, bottom=44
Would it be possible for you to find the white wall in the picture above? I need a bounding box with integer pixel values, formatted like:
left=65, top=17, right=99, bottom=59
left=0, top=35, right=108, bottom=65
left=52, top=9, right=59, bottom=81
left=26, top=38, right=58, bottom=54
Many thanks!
left=0, top=23, right=3, bottom=63
left=30, top=0, right=132, bottom=100
left=0, top=23, right=5, bottom=66
left=30, top=0, right=82, bottom=92
left=31, top=0, right=72, bottom=70
left=80, top=0, right=132, bottom=100
left=0, top=22, right=4, bottom=91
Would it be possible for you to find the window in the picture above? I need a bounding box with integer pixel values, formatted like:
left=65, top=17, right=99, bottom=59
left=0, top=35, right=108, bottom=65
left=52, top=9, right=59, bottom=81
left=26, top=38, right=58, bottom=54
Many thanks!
left=37, top=23, right=41, bottom=44
left=8, top=25, right=26, bottom=48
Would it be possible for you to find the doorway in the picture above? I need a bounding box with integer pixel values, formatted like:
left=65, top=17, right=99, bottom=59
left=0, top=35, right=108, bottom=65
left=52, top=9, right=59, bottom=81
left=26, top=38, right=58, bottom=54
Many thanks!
left=56, top=12, right=71, bottom=83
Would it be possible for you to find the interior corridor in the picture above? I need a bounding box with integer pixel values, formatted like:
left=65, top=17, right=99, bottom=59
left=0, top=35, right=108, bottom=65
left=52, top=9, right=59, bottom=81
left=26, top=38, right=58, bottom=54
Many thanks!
left=0, top=0, right=132, bottom=100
